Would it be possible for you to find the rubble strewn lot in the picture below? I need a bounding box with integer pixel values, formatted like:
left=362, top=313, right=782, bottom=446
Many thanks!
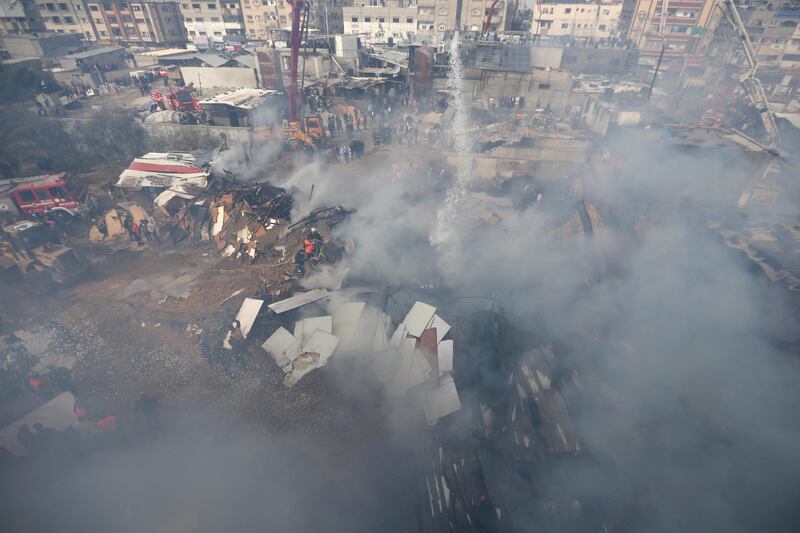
left=3, top=45, right=800, bottom=533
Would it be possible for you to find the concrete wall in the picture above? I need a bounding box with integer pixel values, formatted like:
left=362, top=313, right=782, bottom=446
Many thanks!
left=142, top=122, right=255, bottom=146
left=59, top=48, right=128, bottom=71
left=2, top=33, right=82, bottom=59
left=531, top=46, right=564, bottom=69
left=465, top=69, right=574, bottom=112
left=180, top=66, right=258, bottom=93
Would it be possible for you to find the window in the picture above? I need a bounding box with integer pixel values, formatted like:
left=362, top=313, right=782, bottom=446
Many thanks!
left=189, top=29, right=196, bottom=34
left=602, top=9, right=609, bottom=15
left=438, top=23, right=445, bottom=30
left=207, top=2, right=216, bottom=8
left=364, top=16, right=371, bottom=22
left=100, top=30, right=108, bottom=35
left=351, top=16, right=357, bottom=22
left=211, top=16, right=219, bottom=21
left=52, top=15, right=61, bottom=22
left=599, top=24, right=606, bottom=30
left=192, top=3, right=200, bottom=8
left=246, top=15, right=251, bottom=20
left=48, top=187, right=67, bottom=199
left=228, top=3, right=236, bottom=7
left=438, top=7, right=447, bottom=15
left=90, top=5, right=98, bottom=11
left=18, top=191, right=36, bottom=203
left=378, top=17, right=384, bottom=22
left=471, top=8, right=479, bottom=16
left=213, top=30, right=222, bottom=34
left=58, top=2, right=67, bottom=9
left=196, top=16, right=203, bottom=20
left=564, top=7, right=571, bottom=13
left=561, top=22, right=568, bottom=28
left=94, top=17, right=102, bottom=22
left=64, top=15, right=74, bottom=22
left=406, top=17, right=412, bottom=23
left=132, top=4, right=140, bottom=10
left=538, top=83, right=551, bottom=89
left=185, top=16, right=192, bottom=21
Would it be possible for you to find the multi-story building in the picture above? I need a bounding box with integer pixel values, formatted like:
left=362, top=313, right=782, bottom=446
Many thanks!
left=178, top=0, right=244, bottom=43
left=315, top=0, right=347, bottom=34
left=735, top=1, right=800, bottom=70
left=37, top=0, right=100, bottom=40
left=532, top=1, right=623, bottom=38
left=0, top=0, right=46, bottom=34
left=343, top=0, right=416, bottom=41
left=627, top=0, right=718, bottom=67
left=86, top=0, right=186, bottom=44
left=240, top=0, right=291, bottom=41
left=415, top=0, right=513, bottom=36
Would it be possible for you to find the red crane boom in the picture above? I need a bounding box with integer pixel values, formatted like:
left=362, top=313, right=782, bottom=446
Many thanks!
left=288, top=0, right=310, bottom=121
left=481, top=0, right=503, bottom=35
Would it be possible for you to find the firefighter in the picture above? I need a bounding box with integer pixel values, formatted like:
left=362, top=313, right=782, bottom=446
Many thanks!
left=294, top=249, right=306, bottom=277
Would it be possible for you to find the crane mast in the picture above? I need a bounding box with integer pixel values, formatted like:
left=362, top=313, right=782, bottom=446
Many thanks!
left=288, top=0, right=310, bottom=122
left=717, top=0, right=781, bottom=147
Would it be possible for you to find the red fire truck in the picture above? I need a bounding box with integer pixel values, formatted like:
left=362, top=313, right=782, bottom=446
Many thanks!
left=151, top=88, right=201, bottom=112
left=5, top=173, right=84, bottom=217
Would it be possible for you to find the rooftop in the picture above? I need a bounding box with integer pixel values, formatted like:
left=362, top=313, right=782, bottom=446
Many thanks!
left=62, top=46, right=124, bottom=60
left=198, top=88, right=277, bottom=110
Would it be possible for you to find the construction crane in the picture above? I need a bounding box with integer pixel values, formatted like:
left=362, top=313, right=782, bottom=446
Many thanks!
left=282, top=0, right=325, bottom=150
left=717, top=0, right=781, bottom=148
left=481, top=0, right=504, bottom=35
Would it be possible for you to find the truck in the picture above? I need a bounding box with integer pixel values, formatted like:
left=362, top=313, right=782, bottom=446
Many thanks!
left=1, top=172, right=85, bottom=219
left=0, top=220, right=87, bottom=284
left=151, top=87, right=201, bottom=112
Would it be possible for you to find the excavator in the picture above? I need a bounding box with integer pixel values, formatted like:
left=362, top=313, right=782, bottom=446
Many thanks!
left=716, top=0, right=781, bottom=149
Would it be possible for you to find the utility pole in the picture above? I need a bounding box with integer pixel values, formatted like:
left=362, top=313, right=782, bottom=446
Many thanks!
left=648, top=42, right=665, bottom=100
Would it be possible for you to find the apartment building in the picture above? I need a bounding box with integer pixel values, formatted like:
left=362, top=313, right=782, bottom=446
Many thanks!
left=343, top=1, right=416, bottom=41
left=86, top=0, right=186, bottom=44
left=178, top=0, right=244, bottom=42
left=37, top=0, right=99, bottom=40
left=0, top=0, right=46, bottom=34
left=532, top=1, right=623, bottom=39
left=415, top=0, right=513, bottom=36
left=737, top=1, right=800, bottom=70
left=240, top=0, right=290, bottom=41
left=627, top=0, right=718, bottom=66
left=315, top=0, right=347, bottom=34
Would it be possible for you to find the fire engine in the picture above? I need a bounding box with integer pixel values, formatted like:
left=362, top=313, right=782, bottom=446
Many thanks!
left=3, top=173, right=84, bottom=218
left=151, top=87, right=201, bottom=112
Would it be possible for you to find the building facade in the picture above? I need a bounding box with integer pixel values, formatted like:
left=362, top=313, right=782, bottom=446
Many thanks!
left=315, top=0, right=346, bottom=35
left=737, top=1, right=800, bottom=70
left=86, top=0, right=186, bottom=44
left=178, top=0, right=244, bottom=43
left=0, top=0, right=46, bottom=34
left=37, top=0, right=99, bottom=40
left=532, top=1, right=623, bottom=39
left=627, top=0, right=718, bottom=66
left=240, top=0, right=291, bottom=41
left=343, top=1, right=416, bottom=41
left=415, top=0, right=513, bottom=36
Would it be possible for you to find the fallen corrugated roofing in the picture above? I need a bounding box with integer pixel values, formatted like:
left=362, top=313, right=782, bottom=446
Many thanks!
left=116, top=153, right=209, bottom=193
